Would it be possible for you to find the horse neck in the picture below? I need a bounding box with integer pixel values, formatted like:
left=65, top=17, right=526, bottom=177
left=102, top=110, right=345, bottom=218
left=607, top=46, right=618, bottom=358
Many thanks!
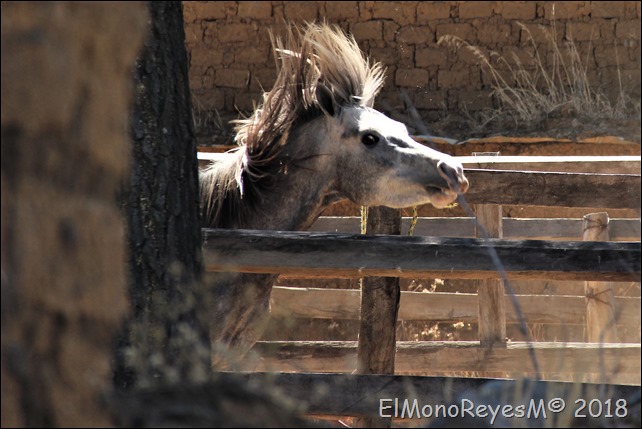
left=252, top=128, right=337, bottom=230
left=232, top=118, right=339, bottom=231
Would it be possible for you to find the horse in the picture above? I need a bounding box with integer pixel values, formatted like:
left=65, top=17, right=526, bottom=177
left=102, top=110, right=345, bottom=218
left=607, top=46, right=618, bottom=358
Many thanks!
left=200, top=23, right=469, bottom=366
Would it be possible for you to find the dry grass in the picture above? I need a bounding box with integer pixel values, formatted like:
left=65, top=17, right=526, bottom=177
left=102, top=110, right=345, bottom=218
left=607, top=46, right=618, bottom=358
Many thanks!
left=439, top=22, right=640, bottom=130
left=191, top=92, right=234, bottom=143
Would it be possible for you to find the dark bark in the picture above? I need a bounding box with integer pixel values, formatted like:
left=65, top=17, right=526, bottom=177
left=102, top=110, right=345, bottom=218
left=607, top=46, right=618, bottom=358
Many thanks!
left=114, top=1, right=210, bottom=390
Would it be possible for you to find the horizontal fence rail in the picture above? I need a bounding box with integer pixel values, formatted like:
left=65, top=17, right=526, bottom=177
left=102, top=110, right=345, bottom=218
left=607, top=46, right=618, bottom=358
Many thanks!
left=239, top=341, right=641, bottom=385
left=310, top=217, right=641, bottom=240
left=461, top=169, right=640, bottom=209
left=218, top=372, right=642, bottom=419
left=203, top=229, right=641, bottom=281
left=199, top=153, right=641, bottom=209
left=269, top=287, right=642, bottom=326
left=457, top=155, right=641, bottom=174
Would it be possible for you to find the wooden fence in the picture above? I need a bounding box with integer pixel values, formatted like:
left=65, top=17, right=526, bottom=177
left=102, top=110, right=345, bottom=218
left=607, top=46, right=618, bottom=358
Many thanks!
left=199, top=143, right=641, bottom=419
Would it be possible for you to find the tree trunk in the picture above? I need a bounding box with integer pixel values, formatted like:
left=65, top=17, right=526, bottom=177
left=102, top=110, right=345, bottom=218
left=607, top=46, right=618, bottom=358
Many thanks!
left=113, top=1, right=210, bottom=390
left=1, top=2, right=146, bottom=426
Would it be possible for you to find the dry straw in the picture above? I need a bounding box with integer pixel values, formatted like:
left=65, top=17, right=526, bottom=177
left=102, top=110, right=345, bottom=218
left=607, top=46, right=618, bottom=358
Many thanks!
left=439, top=21, right=640, bottom=127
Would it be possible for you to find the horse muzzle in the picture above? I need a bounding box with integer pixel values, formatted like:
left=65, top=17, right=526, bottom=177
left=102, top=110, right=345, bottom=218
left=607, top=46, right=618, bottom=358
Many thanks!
left=437, top=159, right=469, bottom=195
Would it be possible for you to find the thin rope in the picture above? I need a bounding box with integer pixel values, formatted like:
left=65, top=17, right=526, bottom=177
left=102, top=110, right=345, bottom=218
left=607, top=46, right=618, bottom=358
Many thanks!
left=408, top=206, right=418, bottom=236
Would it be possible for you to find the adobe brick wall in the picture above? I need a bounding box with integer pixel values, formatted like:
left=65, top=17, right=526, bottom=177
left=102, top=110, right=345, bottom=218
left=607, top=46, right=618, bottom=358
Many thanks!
left=184, top=1, right=640, bottom=140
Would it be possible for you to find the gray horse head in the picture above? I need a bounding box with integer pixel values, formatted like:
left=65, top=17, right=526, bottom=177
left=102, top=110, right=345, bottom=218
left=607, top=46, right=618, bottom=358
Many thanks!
left=201, top=23, right=468, bottom=230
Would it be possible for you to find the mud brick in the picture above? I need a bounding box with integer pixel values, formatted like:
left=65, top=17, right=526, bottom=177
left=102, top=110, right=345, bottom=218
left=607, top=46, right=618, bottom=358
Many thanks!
left=183, top=1, right=199, bottom=23
left=477, top=23, right=512, bottom=46
left=249, top=68, right=277, bottom=92
left=436, top=23, right=476, bottom=42
left=437, top=69, right=470, bottom=89
left=458, top=89, right=494, bottom=111
left=351, top=20, right=384, bottom=40
left=417, top=1, right=452, bottom=21
left=591, top=1, right=627, bottom=18
left=542, top=1, right=589, bottom=19
left=616, top=20, right=641, bottom=41
left=191, top=47, right=224, bottom=68
left=216, top=68, right=250, bottom=89
left=396, top=25, right=432, bottom=44
left=593, top=45, right=624, bottom=67
left=372, top=1, right=417, bottom=25
left=283, top=1, right=318, bottom=21
left=411, top=90, right=445, bottom=109
left=217, top=23, right=257, bottom=43
left=383, top=20, right=401, bottom=43
left=184, top=23, right=203, bottom=46
left=369, top=47, right=401, bottom=66
left=194, top=1, right=228, bottom=20
left=395, top=68, right=429, bottom=87
left=323, top=1, right=359, bottom=20
left=566, top=23, right=599, bottom=41
left=459, top=1, right=495, bottom=19
left=238, top=1, right=272, bottom=19
left=499, top=1, right=536, bottom=20
left=416, top=47, right=448, bottom=68
left=234, top=92, right=262, bottom=111
left=234, top=45, right=270, bottom=65
left=198, top=88, right=226, bottom=110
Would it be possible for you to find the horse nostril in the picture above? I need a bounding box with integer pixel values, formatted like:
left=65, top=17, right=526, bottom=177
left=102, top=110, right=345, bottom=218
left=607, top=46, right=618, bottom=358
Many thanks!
left=437, top=160, right=469, bottom=194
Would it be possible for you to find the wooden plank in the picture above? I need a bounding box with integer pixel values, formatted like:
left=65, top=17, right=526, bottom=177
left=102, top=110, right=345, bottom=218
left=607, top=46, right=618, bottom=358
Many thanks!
left=227, top=372, right=642, bottom=418
left=269, top=287, right=641, bottom=326
left=199, top=153, right=640, bottom=209
left=310, top=217, right=641, bottom=241
left=418, top=135, right=641, bottom=146
left=241, top=341, right=641, bottom=385
left=356, top=208, right=400, bottom=429
left=458, top=155, right=640, bottom=174
left=202, top=229, right=641, bottom=281
left=474, top=204, right=506, bottom=347
left=199, top=152, right=642, bottom=171
left=584, top=213, right=620, bottom=343
left=461, top=169, right=640, bottom=209
left=199, top=136, right=642, bottom=157
left=423, top=136, right=642, bottom=157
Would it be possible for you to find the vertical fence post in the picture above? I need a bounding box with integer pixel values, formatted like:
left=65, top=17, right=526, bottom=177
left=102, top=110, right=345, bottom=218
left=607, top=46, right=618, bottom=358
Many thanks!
left=355, top=206, right=401, bottom=428
left=475, top=204, right=507, bottom=347
left=583, top=212, right=620, bottom=343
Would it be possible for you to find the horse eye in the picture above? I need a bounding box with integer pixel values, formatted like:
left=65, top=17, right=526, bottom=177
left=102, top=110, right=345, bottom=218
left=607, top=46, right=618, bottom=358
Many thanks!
left=361, top=133, right=380, bottom=147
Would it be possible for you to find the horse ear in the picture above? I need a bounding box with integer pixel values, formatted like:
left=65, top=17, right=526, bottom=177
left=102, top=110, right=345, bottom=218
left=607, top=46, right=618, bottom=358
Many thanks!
left=316, top=83, right=336, bottom=116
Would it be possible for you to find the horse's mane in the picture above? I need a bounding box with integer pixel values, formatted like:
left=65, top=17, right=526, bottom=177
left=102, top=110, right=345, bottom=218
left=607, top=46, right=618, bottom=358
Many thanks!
left=200, top=23, right=385, bottom=228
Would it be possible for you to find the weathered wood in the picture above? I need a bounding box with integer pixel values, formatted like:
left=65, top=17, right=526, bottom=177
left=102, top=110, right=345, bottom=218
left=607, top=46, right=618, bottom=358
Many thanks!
left=269, top=287, right=641, bottom=326
left=462, top=169, right=640, bottom=209
left=356, top=208, right=400, bottom=427
left=310, top=216, right=641, bottom=241
left=458, top=155, right=640, bottom=174
left=357, top=208, right=401, bottom=376
left=229, top=372, right=642, bottom=418
left=425, top=135, right=642, bottom=157
left=475, top=204, right=506, bottom=347
left=241, top=341, right=641, bottom=385
left=202, top=229, right=641, bottom=281
left=200, top=136, right=642, bottom=157
left=200, top=154, right=640, bottom=210
left=584, top=213, right=621, bottom=343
